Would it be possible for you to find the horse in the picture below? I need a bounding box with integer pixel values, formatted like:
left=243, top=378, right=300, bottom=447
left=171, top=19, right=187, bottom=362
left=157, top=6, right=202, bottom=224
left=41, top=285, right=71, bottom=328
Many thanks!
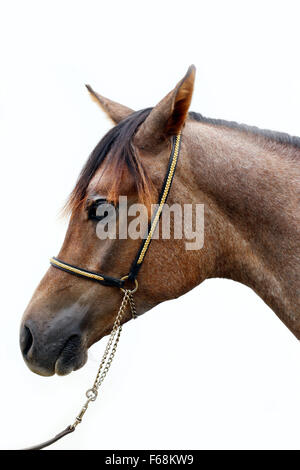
left=20, top=65, right=300, bottom=379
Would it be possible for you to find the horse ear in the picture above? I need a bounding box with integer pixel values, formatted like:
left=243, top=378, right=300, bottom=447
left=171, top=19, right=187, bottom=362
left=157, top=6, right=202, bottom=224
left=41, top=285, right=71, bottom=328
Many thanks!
left=135, top=65, right=196, bottom=148
left=85, top=84, right=135, bottom=124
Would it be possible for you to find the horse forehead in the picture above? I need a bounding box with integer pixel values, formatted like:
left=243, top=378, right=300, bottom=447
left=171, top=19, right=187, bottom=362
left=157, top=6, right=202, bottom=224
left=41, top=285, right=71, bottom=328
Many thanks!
left=87, top=163, right=133, bottom=196
left=87, top=165, right=109, bottom=193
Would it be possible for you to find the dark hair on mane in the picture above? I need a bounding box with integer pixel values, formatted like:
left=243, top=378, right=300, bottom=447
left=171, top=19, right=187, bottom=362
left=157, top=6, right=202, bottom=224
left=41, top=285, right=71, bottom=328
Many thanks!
left=66, top=108, right=154, bottom=214
left=189, top=112, right=300, bottom=149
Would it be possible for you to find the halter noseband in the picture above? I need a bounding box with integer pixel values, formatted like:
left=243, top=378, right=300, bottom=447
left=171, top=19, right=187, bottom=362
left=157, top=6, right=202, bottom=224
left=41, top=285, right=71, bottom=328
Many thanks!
left=50, top=133, right=182, bottom=288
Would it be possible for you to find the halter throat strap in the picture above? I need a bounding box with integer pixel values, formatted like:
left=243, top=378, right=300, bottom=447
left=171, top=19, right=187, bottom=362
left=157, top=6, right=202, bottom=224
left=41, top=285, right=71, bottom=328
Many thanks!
left=50, top=133, right=181, bottom=287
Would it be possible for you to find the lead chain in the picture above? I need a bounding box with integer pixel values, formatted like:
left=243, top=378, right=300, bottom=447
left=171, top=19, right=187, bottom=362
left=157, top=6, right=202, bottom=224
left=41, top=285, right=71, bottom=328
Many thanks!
left=70, top=289, right=137, bottom=430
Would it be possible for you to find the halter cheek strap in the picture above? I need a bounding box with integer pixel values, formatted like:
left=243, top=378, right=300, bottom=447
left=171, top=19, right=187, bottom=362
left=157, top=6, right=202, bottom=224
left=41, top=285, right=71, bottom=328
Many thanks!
left=128, top=133, right=181, bottom=281
left=50, top=133, right=181, bottom=286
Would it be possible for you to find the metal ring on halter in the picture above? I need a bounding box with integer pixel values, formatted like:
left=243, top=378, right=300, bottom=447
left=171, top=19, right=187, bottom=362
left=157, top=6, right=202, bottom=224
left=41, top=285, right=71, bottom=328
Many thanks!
left=120, top=275, right=139, bottom=294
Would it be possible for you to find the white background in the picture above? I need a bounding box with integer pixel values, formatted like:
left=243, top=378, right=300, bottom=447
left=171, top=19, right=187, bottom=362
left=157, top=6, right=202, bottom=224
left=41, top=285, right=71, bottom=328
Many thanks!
left=0, top=0, right=299, bottom=450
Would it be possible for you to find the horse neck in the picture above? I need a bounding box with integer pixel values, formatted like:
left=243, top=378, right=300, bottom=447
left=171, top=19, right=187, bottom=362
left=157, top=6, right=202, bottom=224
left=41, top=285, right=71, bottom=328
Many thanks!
left=187, top=120, right=300, bottom=338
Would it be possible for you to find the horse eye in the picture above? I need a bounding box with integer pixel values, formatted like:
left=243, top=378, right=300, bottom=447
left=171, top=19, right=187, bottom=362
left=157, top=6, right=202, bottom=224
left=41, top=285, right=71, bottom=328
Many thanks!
left=88, top=199, right=111, bottom=221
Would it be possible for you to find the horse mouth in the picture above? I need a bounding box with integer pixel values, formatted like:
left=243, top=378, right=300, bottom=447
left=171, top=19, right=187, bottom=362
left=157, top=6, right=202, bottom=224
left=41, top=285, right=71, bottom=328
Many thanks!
left=54, top=335, right=88, bottom=376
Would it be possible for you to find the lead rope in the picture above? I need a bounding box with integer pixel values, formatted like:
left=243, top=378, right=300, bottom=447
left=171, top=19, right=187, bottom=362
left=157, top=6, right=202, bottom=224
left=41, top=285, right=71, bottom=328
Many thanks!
left=23, top=288, right=137, bottom=450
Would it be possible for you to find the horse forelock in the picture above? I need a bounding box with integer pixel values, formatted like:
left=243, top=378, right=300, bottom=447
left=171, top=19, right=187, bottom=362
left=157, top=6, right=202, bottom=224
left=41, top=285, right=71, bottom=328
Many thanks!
left=65, top=107, right=154, bottom=215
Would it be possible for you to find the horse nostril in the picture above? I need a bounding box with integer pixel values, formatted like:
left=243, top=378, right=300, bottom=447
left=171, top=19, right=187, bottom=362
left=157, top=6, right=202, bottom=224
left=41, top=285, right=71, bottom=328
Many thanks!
left=21, top=325, right=34, bottom=357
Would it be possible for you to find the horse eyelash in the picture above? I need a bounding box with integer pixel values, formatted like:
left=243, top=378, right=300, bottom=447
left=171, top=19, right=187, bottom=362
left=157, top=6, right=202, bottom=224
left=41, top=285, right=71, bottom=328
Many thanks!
left=89, top=198, right=107, bottom=207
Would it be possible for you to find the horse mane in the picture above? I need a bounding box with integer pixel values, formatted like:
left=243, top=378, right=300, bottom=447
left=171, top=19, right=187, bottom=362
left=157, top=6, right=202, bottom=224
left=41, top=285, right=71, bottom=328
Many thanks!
left=66, top=107, right=300, bottom=214
left=189, top=112, right=300, bottom=149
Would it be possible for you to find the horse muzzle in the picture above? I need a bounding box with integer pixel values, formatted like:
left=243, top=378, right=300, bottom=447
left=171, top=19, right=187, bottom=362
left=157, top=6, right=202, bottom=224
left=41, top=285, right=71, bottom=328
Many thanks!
left=20, top=319, right=88, bottom=376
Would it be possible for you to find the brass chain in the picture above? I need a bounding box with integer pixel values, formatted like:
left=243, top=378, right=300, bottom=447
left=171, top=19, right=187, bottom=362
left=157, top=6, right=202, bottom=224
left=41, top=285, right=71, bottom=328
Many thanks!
left=70, top=287, right=137, bottom=430
left=128, top=292, right=137, bottom=319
